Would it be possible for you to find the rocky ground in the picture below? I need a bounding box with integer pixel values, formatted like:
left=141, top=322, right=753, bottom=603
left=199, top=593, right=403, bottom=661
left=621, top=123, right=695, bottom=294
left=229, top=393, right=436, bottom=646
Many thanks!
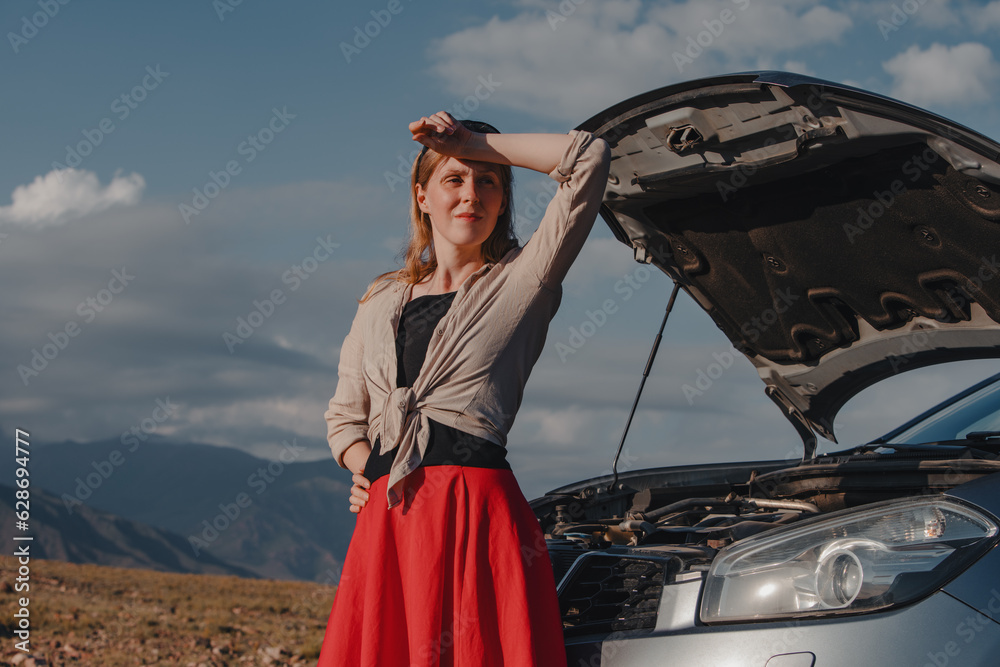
left=0, top=556, right=335, bottom=666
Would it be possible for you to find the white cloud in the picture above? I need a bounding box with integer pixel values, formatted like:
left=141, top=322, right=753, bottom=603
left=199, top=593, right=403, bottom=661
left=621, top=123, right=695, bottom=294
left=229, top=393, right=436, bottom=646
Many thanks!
left=863, top=0, right=968, bottom=32
left=912, top=0, right=962, bottom=28
left=521, top=405, right=595, bottom=446
left=883, top=42, right=1000, bottom=107
left=561, top=237, right=643, bottom=298
left=428, top=0, right=853, bottom=122
left=783, top=59, right=816, bottom=76
left=971, top=0, right=1000, bottom=31
left=870, top=0, right=1000, bottom=35
left=0, top=168, right=145, bottom=228
left=649, top=2, right=852, bottom=54
left=382, top=235, right=405, bottom=255
left=0, top=176, right=398, bottom=463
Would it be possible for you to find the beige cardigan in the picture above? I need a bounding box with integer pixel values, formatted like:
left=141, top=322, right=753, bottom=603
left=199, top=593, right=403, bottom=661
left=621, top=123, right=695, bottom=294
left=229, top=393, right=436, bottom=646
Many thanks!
left=325, top=130, right=611, bottom=508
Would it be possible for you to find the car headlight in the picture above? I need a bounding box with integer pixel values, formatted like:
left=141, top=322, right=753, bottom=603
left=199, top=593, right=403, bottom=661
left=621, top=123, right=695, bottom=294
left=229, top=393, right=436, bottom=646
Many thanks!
left=700, top=496, right=998, bottom=623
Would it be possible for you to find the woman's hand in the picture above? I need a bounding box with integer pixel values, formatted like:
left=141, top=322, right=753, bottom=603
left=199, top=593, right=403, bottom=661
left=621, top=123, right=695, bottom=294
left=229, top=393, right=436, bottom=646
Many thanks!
left=409, top=110, right=574, bottom=175
left=349, top=471, right=371, bottom=514
left=408, top=111, right=475, bottom=159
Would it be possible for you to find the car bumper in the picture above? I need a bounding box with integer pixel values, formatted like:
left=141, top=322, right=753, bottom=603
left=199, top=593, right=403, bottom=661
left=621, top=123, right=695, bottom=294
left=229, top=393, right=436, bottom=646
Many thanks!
left=567, top=590, right=1000, bottom=666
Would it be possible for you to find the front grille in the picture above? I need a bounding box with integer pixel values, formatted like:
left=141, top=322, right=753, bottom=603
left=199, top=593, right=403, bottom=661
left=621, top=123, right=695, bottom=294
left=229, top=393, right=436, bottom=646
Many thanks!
left=546, top=539, right=589, bottom=585
left=559, top=554, right=667, bottom=639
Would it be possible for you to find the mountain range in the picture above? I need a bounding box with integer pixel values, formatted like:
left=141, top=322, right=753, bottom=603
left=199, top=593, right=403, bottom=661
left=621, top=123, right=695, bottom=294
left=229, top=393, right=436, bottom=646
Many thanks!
left=7, top=438, right=356, bottom=582
left=0, top=482, right=258, bottom=578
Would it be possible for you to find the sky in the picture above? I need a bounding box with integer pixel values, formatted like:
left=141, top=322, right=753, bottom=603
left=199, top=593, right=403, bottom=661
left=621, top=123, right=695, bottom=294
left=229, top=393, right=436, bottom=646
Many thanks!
left=3, top=0, right=1000, bottom=502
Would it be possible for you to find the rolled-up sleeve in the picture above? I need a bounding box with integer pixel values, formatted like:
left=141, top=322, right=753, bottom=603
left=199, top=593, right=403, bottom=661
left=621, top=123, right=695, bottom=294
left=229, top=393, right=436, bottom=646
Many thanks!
left=325, top=302, right=372, bottom=469
left=516, top=130, right=611, bottom=290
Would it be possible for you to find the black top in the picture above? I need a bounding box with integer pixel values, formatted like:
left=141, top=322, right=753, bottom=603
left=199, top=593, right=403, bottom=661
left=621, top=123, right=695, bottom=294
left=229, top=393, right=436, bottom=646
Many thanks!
left=364, top=291, right=510, bottom=483
left=395, top=291, right=456, bottom=387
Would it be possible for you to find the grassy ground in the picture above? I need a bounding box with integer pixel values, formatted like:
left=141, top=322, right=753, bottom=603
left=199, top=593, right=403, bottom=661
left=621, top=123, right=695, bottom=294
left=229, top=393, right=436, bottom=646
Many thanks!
left=0, top=556, right=335, bottom=666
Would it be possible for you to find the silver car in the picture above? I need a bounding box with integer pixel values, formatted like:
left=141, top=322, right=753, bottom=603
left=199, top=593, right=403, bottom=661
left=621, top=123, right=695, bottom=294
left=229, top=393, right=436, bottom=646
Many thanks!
left=531, top=72, right=1000, bottom=666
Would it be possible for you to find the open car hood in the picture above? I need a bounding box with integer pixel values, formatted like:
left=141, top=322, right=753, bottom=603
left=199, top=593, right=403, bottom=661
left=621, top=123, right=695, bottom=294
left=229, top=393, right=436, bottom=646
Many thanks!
left=578, top=72, right=1000, bottom=457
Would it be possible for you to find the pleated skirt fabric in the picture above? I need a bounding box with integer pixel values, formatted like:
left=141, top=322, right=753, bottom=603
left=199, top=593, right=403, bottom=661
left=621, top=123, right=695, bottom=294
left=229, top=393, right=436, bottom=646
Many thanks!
left=316, top=465, right=568, bottom=666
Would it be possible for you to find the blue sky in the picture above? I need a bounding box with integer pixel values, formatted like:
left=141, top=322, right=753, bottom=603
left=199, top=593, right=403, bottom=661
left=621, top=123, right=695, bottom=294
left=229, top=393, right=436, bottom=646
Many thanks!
left=3, top=0, right=1000, bottom=501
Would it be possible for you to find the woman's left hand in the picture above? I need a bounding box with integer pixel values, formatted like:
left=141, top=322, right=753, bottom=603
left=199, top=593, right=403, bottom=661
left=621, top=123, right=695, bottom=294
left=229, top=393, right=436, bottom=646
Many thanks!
left=408, top=111, right=474, bottom=158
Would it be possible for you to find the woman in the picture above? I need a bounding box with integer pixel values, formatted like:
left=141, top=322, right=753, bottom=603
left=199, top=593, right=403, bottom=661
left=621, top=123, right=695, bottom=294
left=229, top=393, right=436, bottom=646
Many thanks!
left=318, top=111, right=610, bottom=666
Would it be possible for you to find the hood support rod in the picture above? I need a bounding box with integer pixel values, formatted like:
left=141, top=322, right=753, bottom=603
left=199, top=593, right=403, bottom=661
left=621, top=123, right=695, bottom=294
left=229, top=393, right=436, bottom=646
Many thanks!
left=607, top=280, right=681, bottom=494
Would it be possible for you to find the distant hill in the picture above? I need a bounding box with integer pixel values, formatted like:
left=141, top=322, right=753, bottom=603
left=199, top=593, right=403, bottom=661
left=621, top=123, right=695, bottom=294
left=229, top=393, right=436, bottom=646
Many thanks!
left=17, top=439, right=356, bottom=582
left=0, top=484, right=257, bottom=578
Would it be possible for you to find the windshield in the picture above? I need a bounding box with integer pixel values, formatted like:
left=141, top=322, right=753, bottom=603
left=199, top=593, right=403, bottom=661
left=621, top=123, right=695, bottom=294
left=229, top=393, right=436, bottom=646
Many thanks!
left=885, top=373, right=1000, bottom=444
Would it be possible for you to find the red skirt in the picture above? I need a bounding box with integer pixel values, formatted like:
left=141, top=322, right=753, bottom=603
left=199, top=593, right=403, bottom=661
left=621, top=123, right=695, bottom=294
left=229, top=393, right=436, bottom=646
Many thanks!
left=316, top=465, right=568, bottom=666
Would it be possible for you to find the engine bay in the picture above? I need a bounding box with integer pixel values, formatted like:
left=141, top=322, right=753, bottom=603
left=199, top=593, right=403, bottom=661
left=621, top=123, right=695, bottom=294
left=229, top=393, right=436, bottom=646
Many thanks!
left=537, top=451, right=1000, bottom=580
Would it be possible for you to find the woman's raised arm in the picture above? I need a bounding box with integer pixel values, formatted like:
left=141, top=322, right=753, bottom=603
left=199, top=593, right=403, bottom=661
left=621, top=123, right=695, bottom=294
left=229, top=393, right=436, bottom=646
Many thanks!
left=409, top=111, right=574, bottom=175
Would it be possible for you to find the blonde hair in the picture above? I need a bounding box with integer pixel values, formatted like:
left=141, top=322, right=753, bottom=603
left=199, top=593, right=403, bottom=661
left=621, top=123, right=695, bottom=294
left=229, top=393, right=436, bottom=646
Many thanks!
left=358, top=146, right=518, bottom=303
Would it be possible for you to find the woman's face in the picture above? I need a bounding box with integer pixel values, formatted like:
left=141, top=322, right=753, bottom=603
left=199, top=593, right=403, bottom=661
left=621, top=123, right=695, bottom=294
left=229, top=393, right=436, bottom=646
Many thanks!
left=416, top=157, right=506, bottom=257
